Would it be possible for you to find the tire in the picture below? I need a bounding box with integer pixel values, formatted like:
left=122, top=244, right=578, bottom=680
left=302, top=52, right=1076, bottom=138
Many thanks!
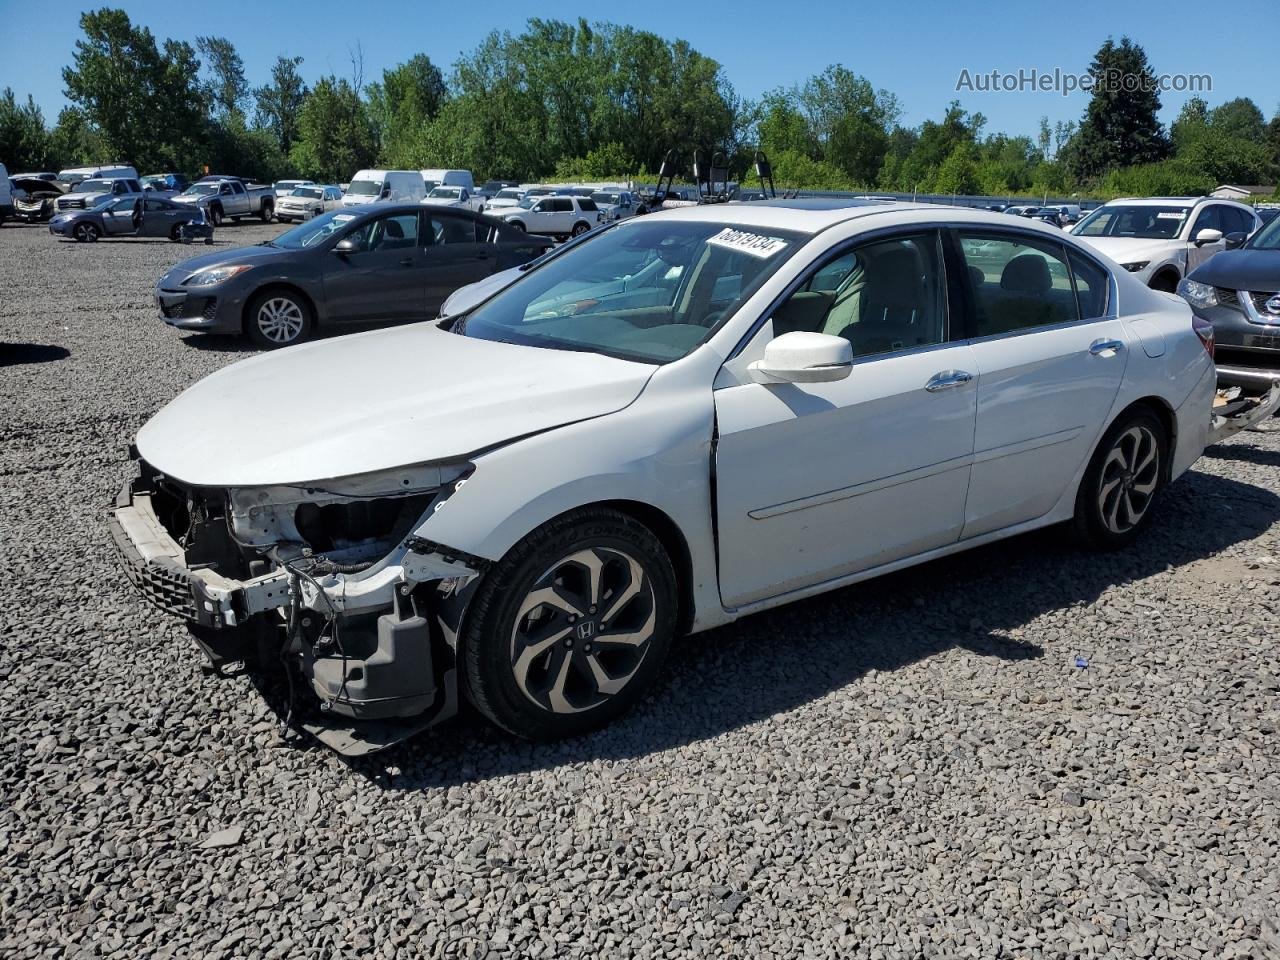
left=74, top=222, right=99, bottom=243
left=571, top=221, right=590, bottom=237
left=260, top=203, right=273, bottom=223
left=245, top=288, right=313, bottom=349
left=169, top=224, right=183, bottom=242
left=636, top=206, right=648, bottom=216
left=463, top=507, right=678, bottom=740
left=509, top=220, right=526, bottom=232
left=1149, top=271, right=1178, bottom=293
left=209, top=205, right=223, bottom=227
left=1072, top=408, right=1167, bottom=549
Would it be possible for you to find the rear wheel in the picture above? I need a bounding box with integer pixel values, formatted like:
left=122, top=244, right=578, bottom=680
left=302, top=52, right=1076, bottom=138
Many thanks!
left=1072, top=408, right=1167, bottom=549
left=246, top=289, right=312, bottom=349
left=463, top=507, right=677, bottom=740
left=74, top=222, right=99, bottom=242
left=509, top=220, right=526, bottom=232
left=169, top=223, right=183, bottom=242
left=571, top=221, right=590, bottom=237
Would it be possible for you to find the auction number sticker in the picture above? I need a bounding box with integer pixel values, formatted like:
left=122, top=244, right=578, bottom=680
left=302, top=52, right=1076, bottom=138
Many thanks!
left=1156, top=212, right=1185, bottom=219
left=707, top=227, right=789, bottom=258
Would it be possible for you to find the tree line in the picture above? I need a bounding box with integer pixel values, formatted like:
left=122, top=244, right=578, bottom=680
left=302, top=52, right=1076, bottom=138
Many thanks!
left=2, top=9, right=1278, bottom=200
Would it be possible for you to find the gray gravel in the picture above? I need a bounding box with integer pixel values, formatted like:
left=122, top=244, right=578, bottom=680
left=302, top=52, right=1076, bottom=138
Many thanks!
left=3, top=220, right=1280, bottom=959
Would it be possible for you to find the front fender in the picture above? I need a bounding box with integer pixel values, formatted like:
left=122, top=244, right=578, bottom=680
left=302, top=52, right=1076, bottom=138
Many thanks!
left=413, top=382, right=729, bottom=631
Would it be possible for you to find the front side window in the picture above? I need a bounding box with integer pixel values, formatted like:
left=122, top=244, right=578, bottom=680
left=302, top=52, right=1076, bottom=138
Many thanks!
left=343, top=213, right=419, bottom=252
left=958, top=233, right=1079, bottom=335
left=1191, top=205, right=1222, bottom=237
left=770, top=232, right=947, bottom=358
left=551, top=199, right=573, bottom=213
left=457, top=220, right=803, bottom=363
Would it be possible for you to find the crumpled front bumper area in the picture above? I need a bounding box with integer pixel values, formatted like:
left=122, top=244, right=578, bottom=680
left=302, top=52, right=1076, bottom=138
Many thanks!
left=109, top=471, right=482, bottom=754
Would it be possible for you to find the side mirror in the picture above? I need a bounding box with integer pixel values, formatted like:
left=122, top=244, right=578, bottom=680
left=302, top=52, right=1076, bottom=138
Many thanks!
left=1224, top=231, right=1247, bottom=250
left=748, top=331, right=853, bottom=384
left=1194, top=228, right=1223, bottom=246
left=333, top=237, right=358, bottom=255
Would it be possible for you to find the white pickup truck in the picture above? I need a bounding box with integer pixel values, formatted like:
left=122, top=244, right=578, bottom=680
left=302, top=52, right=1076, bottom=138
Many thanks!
left=422, top=185, right=486, bottom=214
left=170, top=177, right=275, bottom=226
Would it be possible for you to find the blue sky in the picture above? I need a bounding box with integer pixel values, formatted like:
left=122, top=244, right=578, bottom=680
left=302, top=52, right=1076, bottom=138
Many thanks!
left=3, top=0, right=1276, bottom=140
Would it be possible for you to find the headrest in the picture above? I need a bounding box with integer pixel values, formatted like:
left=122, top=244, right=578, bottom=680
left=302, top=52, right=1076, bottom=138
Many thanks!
left=1000, top=254, right=1051, bottom=294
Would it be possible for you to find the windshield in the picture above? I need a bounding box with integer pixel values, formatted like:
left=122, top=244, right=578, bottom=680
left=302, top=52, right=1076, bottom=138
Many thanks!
left=141, top=177, right=167, bottom=189
left=72, top=180, right=109, bottom=193
left=422, top=180, right=439, bottom=192
left=494, top=189, right=522, bottom=201
left=346, top=179, right=382, bottom=196
left=456, top=220, right=803, bottom=363
left=592, top=192, right=622, bottom=205
left=1247, top=215, right=1280, bottom=250
left=271, top=209, right=363, bottom=249
left=1073, top=204, right=1190, bottom=240
left=429, top=187, right=461, bottom=198
left=181, top=183, right=222, bottom=197
left=274, top=180, right=306, bottom=191
left=291, top=187, right=323, bottom=199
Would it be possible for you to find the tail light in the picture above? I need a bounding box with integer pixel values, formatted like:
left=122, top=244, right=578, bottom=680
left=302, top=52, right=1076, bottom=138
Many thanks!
left=1192, top=314, right=1215, bottom=359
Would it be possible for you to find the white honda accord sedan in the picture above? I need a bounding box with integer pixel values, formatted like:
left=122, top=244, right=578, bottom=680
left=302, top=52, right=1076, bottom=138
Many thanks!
left=112, top=199, right=1219, bottom=753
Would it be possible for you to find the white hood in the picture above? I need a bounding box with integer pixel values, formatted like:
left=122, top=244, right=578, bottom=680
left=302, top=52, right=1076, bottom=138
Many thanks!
left=439, top=266, right=523, bottom=317
left=1073, top=235, right=1176, bottom=266
left=137, top=323, right=655, bottom=487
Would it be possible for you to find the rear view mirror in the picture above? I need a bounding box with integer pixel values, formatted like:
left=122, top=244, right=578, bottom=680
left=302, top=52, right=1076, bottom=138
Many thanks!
left=1224, top=231, right=1247, bottom=250
left=748, top=331, right=853, bottom=384
left=333, top=237, right=358, bottom=255
left=1194, top=228, right=1223, bottom=245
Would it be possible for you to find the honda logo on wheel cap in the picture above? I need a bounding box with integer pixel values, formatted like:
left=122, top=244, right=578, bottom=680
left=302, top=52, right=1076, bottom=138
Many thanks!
left=575, top=620, right=595, bottom=640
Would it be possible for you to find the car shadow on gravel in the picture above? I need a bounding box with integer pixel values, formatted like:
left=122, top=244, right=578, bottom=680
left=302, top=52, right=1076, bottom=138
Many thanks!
left=1, top=343, right=71, bottom=366
left=297, top=469, right=1280, bottom=788
left=1205, top=439, right=1280, bottom=468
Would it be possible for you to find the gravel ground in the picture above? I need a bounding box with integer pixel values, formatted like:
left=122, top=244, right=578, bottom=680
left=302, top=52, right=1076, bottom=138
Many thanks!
left=2, top=219, right=1279, bottom=960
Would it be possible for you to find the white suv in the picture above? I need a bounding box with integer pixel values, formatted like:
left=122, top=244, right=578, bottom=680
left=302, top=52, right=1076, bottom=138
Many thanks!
left=498, top=195, right=600, bottom=238
left=1071, top=197, right=1259, bottom=292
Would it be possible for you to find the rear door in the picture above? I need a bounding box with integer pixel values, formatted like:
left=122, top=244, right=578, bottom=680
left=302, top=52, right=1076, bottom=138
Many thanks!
left=139, top=197, right=175, bottom=236
left=421, top=212, right=495, bottom=313
left=322, top=211, right=425, bottom=322
left=954, top=229, right=1127, bottom=538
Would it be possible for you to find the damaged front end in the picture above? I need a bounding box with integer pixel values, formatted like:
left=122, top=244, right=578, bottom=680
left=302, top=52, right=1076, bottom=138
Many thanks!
left=108, top=455, right=487, bottom=754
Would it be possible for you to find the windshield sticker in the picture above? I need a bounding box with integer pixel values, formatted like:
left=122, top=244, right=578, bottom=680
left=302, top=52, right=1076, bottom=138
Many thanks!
left=331, top=214, right=356, bottom=224
left=1156, top=212, right=1185, bottom=219
left=706, top=227, right=789, bottom=258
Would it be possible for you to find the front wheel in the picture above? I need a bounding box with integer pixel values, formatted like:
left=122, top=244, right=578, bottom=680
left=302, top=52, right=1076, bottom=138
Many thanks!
left=509, top=220, right=526, bottom=232
left=462, top=508, right=678, bottom=740
left=209, top=206, right=223, bottom=227
left=246, top=289, right=312, bottom=349
left=260, top=204, right=273, bottom=223
left=1072, top=408, right=1167, bottom=549
left=74, top=222, right=99, bottom=243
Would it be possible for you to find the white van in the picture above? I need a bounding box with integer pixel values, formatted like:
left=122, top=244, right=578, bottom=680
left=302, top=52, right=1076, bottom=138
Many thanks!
left=56, top=165, right=138, bottom=185
left=419, top=168, right=475, bottom=193
left=341, top=170, right=426, bottom=207
left=0, top=163, right=14, bottom=224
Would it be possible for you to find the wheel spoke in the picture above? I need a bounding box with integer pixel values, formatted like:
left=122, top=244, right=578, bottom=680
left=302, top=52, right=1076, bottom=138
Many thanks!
left=546, top=643, right=588, bottom=714
left=516, top=584, right=586, bottom=623
left=600, top=555, right=645, bottom=624
left=564, top=548, right=606, bottom=608
left=584, top=653, right=640, bottom=696
left=594, top=603, right=656, bottom=648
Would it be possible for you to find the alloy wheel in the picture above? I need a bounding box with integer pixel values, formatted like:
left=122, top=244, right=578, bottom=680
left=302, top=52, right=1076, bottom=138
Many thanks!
left=509, top=546, right=657, bottom=714
left=255, top=297, right=305, bottom=344
left=1097, top=424, right=1160, bottom=534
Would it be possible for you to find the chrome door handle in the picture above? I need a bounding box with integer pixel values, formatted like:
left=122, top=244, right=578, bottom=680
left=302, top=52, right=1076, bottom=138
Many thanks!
left=1089, top=338, right=1124, bottom=356
left=925, top=370, right=974, bottom=392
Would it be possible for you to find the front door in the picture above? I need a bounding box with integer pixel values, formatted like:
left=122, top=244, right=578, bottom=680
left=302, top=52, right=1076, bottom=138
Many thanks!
left=714, top=231, right=978, bottom=608
left=1186, top=204, right=1227, bottom=273
left=953, top=230, right=1128, bottom=538
left=101, top=197, right=138, bottom=236
left=322, top=211, right=426, bottom=322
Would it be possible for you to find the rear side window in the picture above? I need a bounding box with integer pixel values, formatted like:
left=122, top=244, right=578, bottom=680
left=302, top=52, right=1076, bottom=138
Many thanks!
left=957, top=233, right=1078, bottom=336
left=1067, top=250, right=1110, bottom=319
left=426, top=215, right=475, bottom=245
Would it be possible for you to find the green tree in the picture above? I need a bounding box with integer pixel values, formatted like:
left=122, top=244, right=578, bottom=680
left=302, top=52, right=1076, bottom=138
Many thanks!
left=61, top=8, right=206, bottom=171
left=553, top=141, right=636, bottom=180
left=1171, top=96, right=1209, bottom=148
left=1067, top=37, right=1170, bottom=179
left=0, top=88, right=53, bottom=170
left=254, top=56, right=308, bottom=153
left=1209, top=97, right=1266, bottom=142
left=799, top=66, right=898, bottom=185
left=367, top=54, right=447, bottom=166
left=197, top=35, right=248, bottom=118
left=289, top=76, right=377, bottom=182
left=48, top=107, right=104, bottom=167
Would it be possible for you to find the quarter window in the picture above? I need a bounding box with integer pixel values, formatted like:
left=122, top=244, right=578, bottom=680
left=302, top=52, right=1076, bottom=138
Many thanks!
left=770, top=232, right=946, bottom=358
left=957, top=234, right=1078, bottom=336
left=1067, top=251, right=1110, bottom=320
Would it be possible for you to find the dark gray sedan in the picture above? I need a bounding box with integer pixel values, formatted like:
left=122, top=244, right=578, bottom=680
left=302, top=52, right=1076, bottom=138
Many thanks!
left=155, top=204, right=554, bottom=348
left=49, top=194, right=204, bottom=243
